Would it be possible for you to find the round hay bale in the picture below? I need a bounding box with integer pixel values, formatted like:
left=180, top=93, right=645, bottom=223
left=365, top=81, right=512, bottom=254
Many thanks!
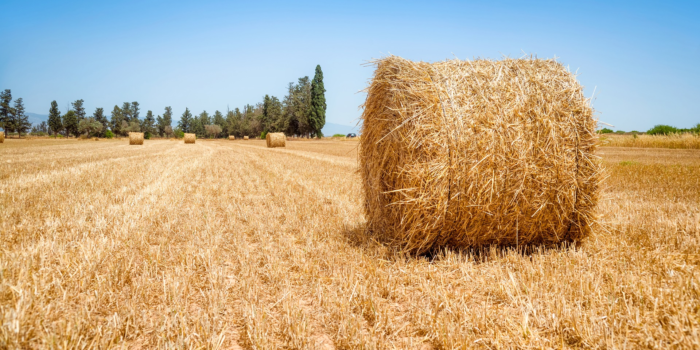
left=360, top=56, right=601, bottom=254
left=229, top=135, right=235, bottom=140
left=265, top=132, right=286, bottom=148
left=0, top=132, right=4, bottom=143
left=243, top=136, right=249, bottom=140
left=184, top=133, right=196, bottom=144
left=129, top=132, right=144, bottom=145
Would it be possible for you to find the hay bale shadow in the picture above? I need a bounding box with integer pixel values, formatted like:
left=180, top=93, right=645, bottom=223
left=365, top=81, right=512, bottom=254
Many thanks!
left=341, top=223, right=582, bottom=264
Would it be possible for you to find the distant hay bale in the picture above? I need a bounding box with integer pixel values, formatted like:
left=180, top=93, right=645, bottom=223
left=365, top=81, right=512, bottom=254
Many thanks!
left=129, top=132, right=144, bottom=145
left=229, top=135, right=235, bottom=140
left=265, top=132, right=286, bottom=148
left=0, top=133, right=4, bottom=143
left=93, top=137, right=99, bottom=141
left=184, top=133, right=196, bottom=144
left=243, top=136, right=249, bottom=140
left=360, top=56, right=601, bottom=254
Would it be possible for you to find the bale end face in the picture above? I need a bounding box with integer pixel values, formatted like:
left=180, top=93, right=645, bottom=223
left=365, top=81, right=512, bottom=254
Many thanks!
left=243, top=136, right=249, bottom=140
left=229, top=136, right=235, bottom=140
left=265, top=132, right=286, bottom=148
left=184, top=133, right=196, bottom=144
left=129, top=132, right=144, bottom=145
left=0, top=133, right=4, bottom=143
left=360, top=56, right=601, bottom=254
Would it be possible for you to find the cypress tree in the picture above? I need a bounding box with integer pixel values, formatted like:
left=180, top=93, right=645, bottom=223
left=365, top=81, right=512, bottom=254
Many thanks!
left=48, top=100, right=62, bottom=137
left=310, top=65, right=327, bottom=137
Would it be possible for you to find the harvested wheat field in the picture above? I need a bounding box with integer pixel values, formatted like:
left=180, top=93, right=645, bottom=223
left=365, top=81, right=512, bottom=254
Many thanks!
left=1, top=138, right=699, bottom=348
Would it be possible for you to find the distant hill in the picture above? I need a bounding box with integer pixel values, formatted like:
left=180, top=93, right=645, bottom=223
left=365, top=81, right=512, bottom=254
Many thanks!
left=27, top=113, right=48, bottom=126
left=321, top=122, right=360, bottom=136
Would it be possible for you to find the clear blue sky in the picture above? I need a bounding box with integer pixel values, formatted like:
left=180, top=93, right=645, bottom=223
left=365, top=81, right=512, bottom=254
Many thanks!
left=1, top=0, right=698, bottom=131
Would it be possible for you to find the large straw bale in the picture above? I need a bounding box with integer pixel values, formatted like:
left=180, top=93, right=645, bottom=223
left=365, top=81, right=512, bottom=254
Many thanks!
left=184, top=133, right=196, bottom=144
left=360, top=56, right=601, bottom=253
left=229, top=135, right=235, bottom=140
left=244, top=136, right=249, bottom=140
left=129, top=132, right=144, bottom=145
left=0, top=132, right=4, bottom=143
left=265, top=132, right=286, bottom=148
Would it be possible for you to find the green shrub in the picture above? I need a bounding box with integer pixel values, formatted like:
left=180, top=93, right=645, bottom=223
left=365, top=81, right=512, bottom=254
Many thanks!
left=689, top=123, right=700, bottom=134
left=175, top=130, right=184, bottom=138
left=597, top=128, right=613, bottom=134
left=144, top=132, right=151, bottom=140
left=261, top=131, right=268, bottom=140
left=647, top=125, right=678, bottom=135
left=332, top=134, right=345, bottom=137
left=105, top=130, right=114, bottom=139
left=614, top=130, right=625, bottom=134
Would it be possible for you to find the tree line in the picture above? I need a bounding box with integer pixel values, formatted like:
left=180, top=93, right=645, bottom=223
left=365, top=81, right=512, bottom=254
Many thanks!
left=0, top=90, right=32, bottom=137
left=1, top=65, right=326, bottom=139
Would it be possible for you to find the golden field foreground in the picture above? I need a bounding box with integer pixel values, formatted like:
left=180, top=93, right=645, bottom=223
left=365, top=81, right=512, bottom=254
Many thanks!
left=1, top=138, right=699, bottom=349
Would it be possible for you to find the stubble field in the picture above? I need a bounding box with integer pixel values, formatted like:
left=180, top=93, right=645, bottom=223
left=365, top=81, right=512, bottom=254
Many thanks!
left=1, top=138, right=699, bottom=349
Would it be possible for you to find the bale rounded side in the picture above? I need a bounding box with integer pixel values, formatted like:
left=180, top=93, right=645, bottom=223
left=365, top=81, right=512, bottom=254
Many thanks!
left=129, top=132, right=144, bottom=145
left=265, top=132, right=286, bottom=148
left=360, top=56, right=601, bottom=254
left=243, top=136, right=249, bottom=140
left=0, top=132, right=4, bottom=143
left=184, top=133, right=196, bottom=144
left=229, top=135, right=235, bottom=140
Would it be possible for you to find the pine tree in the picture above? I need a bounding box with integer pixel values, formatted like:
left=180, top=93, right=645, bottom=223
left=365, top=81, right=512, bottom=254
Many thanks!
left=282, top=82, right=298, bottom=136
left=213, top=110, right=225, bottom=138
left=48, top=100, right=63, bottom=137
left=63, top=110, right=79, bottom=137
left=121, top=102, right=132, bottom=122
left=310, top=65, right=327, bottom=137
left=268, top=96, right=284, bottom=132
left=131, top=101, right=140, bottom=123
left=262, top=95, right=272, bottom=132
left=192, top=117, right=205, bottom=137
left=0, top=89, right=12, bottom=137
left=163, top=106, right=173, bottom=127
left=92, top=108, right=107, bottom=135
left=11, top=98, right=31, bottom=138
left=227, top=109, right=242, bottom=137
left=178, top=108, right=193, bottom=132
left=294, top=76, right=312, bottom=137
left=111, top=105, right=124, bottom=135
left=143, top=110, right=156, bottom=137
left=157, top=106, right=173, bottom=136
left=199, top=110, right=210, bottom=127
left=72, top=99, right=86, bottom=121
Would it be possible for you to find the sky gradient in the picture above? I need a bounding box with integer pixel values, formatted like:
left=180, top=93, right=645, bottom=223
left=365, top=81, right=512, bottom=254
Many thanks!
left=2, top=0, right=698, bottom=131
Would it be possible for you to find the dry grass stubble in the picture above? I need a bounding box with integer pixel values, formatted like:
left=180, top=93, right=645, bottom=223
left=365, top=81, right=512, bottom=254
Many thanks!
left=1, top=140, right=699, bottom=348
